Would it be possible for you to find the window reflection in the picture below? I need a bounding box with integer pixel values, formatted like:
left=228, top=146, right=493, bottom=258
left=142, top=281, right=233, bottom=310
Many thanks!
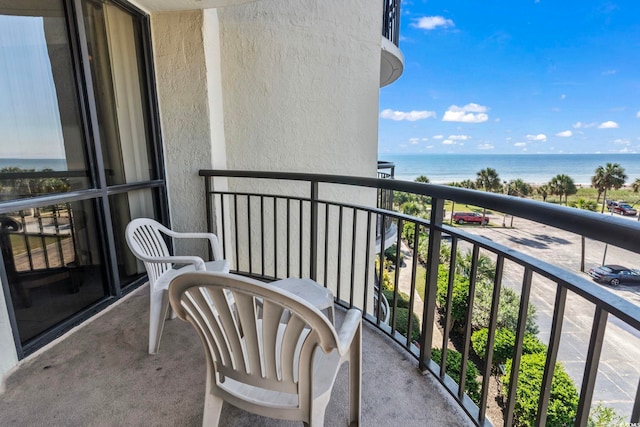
left=0, top=2, right=91, bottom=199
left=2, top=200, right=107, bottom=343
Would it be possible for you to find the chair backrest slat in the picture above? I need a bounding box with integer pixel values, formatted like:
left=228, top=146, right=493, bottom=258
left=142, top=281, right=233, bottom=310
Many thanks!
left=233, top=292, right=262, bottom=376
left=262, top=300, right=285, bottom=381
left=280, top=315, right=306, bottom=384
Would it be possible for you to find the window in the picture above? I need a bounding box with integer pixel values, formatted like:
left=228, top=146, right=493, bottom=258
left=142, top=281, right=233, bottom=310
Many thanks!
left=0, top=0, right=165, bottom=356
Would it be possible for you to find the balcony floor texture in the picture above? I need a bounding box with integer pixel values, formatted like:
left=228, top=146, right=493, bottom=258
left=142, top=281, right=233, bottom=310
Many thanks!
left=0, top=284, right=473, bottom=426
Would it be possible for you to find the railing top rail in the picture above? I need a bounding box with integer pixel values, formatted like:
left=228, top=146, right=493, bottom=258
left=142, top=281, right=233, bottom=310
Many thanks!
left=200, top=169, right=640, bottom=253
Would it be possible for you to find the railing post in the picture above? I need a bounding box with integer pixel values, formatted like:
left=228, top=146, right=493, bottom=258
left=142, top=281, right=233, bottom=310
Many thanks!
left=310, top=181, right=318, bottom=281
left=419, top=197, right=444, bottom=371
left=204, top=176, right=214, bottom=260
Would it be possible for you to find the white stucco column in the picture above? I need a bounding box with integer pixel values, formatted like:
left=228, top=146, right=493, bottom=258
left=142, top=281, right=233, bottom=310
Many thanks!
left=217, top=0, right=382, bottom=179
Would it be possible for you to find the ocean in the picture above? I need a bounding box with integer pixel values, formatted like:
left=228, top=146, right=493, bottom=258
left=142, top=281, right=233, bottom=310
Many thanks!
left=0, top=158, right=67, bottom=171
left=381, top=153, right=640, bottom=186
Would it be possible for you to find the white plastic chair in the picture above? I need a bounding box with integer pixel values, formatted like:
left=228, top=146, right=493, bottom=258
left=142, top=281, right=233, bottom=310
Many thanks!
left=169, top=271, right=362, bottom=427
left=125, top=218, right=230, bottom=354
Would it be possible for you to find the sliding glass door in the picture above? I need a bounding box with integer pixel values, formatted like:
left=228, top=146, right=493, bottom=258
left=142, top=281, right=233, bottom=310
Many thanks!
left=0, top=0, right=165, bottom=356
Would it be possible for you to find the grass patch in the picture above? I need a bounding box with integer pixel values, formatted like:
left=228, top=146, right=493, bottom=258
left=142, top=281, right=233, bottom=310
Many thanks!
left=9, top=235, right=65, bottom=255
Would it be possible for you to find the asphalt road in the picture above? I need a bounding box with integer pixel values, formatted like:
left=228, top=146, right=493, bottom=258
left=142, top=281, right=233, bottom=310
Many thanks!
left=453, top=213, right=640, bottom=420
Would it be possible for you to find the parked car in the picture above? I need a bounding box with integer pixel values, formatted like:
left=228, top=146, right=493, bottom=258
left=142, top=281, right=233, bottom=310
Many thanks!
left=587, top=264, right=640, bottom=286
left=607, top=200, right=637, bottom=216
left=452, top=212, right=489, bottom=225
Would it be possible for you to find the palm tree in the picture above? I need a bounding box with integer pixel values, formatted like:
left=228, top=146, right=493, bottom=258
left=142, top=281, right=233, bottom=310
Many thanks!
left=549, top=174, right=577, bottom=205
left=508, top=179, right=532, bottom=197
left=632, top=178, right=640, bottom=193
left=414, top=175, right=430, bottom=183
left=591, top=163, right=627, bottom=213
left=536, top=184, right=550, bottom=202
left=476, top=168, right=501, bottom=192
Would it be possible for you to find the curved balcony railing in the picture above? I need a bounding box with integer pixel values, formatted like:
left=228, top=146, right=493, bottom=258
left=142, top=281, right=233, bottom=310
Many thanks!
left=382, top=0, right=401, bottom=47
left=200, top=169, right=640, bottom=426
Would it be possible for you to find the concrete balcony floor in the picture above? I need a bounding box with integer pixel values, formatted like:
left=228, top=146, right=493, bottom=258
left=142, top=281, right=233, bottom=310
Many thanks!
left=0, top=284, right=473, bottom=426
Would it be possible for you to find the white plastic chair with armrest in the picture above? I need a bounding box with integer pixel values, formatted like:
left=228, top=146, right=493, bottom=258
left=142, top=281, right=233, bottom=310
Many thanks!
left=169, top=271, right=361, bottom=427
left=125, top=218, right=230, bottom=354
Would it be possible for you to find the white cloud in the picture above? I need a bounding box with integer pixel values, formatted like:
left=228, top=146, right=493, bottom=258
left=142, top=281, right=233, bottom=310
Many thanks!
left=602, top=69, right=618, bottom=76
left=526, top=134, right=547, bottom=142
left=432, top=135, right=444, bottom=139
left=573, top=121, right=597, bottom=129
left=598, top=120, right=619, bottom=129
left=409, top=138, right=420, bottom=145
left=412, top=16, right=454, bottom=30
left=613, top=138, right=631, bottom=145
left=442, top=103, right=489, bottom=123
left=448, top=134, right=470, bottom=140
left=556, top=130, right=572, bottom=137
left=442, top=139, right=455, bottom=145
left=636, top=111, right=640, bottom=118
left=560, top=94, right=566, bottom=100
left=514, top=142, right=527, bottom=147
left=477, top=144, right=494, bottom=150
left=380, top=109, right=436, bottom=121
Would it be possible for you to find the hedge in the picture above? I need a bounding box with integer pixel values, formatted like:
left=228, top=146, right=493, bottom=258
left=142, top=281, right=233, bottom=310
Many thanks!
left=471, top=327, right=547, bottom=366
left=431, top=348, right=481, bottom=405
left=503, top=352, right=578, bottom=427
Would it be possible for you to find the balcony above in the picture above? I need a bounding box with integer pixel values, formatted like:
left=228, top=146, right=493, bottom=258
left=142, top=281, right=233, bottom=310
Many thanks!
left=380, top=37, right=404, bottom=87
left=380, top=0, right=404, bottom=87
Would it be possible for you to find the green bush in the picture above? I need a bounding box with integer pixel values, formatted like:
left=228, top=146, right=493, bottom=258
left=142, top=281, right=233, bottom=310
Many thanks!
left=588, top=403, right=624, bottom=427
left=382, top=288, right=411, bottom=309
left=503, top=353, right=578, bottom=427
left=471, top=328, right=547, bottom=366
left=393, top=307, right=421, bottom=342
left=436, top=264, right=538, bottom=334
left=436, top=265, right=470, bottom=330
left=431, top=348, right=481, bottom=405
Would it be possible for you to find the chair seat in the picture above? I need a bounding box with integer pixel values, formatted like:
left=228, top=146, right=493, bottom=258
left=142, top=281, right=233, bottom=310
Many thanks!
left=271, top=278, right=335, bottom=323
left=156, top=260, right=230, bottom=291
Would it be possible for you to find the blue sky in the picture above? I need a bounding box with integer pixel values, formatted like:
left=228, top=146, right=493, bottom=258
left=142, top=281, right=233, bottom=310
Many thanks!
left=378, top=1, right=640, bottom=155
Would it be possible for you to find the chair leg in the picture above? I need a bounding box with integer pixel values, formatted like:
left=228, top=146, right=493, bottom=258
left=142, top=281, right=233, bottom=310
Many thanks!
left=149, top=290, right=170, bottom=354
left=348, top=324, right=362, bottom=426
left=202, top=392, right=224, bottom=427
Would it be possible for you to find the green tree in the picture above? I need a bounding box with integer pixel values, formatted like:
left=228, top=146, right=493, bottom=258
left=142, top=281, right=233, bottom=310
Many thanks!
left=476, top=168, right=501, bottom=192
left=414, top=175, right=430, bottom=183
left=549, top=174, right=577, bottom=205
left=591, top=163, right=627, bottom=212
left=536, top=184, right=550, bottom=202
left=508, top=179, right=532, bottom=197
left=632, top=178, right=640, bottom=193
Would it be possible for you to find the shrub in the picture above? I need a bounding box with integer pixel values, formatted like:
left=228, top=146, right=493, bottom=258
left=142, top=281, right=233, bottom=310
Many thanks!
left=382, top=288, right=411, bottom=309
left=588, top=403, right=624, bottom=427
left=471, top=328, right=547, bottom=366
left=472, top=283, right=539, bottom=335
left=384, top=244, right=401, bottom=264
left=436, top=265, right=470, bottom=330
left=437, top=264, right=538, bottom=334
left=393, top=307, right=421, bottom=342
left=503, top=353, right=578, bottom=427
left=431, top=348, right=481, bottom=405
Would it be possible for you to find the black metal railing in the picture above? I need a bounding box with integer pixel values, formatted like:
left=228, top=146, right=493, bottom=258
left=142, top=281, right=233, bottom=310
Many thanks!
left=382, top=0, right=401, bottom=47
left=200, top=170, right=640, bottom=426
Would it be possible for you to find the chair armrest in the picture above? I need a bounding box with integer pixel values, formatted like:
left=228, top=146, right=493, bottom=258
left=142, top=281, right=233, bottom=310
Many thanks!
left=336, top=308, right=362, bottom=355
left=162, top=229, right=223, bottom=261
left=139, top=254, right=207, bottom=271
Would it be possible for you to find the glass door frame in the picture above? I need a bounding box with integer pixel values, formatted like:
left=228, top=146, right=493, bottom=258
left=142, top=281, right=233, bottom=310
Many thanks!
left=0, top=0, right=169, bottom=358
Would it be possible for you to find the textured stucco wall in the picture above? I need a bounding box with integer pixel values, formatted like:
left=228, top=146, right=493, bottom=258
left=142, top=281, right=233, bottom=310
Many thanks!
left=151, top=11, right=215, bottom=256
left=218, top=0, right=382, bottom=179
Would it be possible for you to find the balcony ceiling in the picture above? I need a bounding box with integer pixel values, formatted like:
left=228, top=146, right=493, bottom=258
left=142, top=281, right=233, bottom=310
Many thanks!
left=132, top=0, right=258, bottom=12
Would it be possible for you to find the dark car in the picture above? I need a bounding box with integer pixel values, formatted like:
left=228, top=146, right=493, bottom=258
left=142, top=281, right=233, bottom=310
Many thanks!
left=587, top=264, right=640, bottom=286
left=452, top=212, right=489, bottom=225
left=608, top=201, right=637, bottom=216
